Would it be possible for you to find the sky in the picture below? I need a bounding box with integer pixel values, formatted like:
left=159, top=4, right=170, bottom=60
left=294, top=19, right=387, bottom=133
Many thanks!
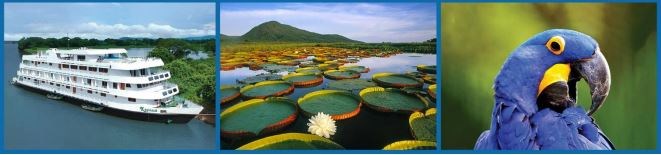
left=220, top=3, right=436, bottom=43
left=4, top=3, right=215, bottom=41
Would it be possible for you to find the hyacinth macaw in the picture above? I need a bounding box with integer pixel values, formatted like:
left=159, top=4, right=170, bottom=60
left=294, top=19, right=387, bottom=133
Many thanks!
left=475, top=29, right=614, bottom=150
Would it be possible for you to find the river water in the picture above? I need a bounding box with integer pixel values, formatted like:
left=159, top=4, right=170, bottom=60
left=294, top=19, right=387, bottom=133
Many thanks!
left=220, top=53, right=437, bottom=149
left=3, top=42, right=215, bottom=150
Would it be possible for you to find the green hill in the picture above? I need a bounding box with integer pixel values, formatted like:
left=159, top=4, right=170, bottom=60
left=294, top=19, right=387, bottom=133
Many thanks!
left=223, top=21, right=362, bottom=43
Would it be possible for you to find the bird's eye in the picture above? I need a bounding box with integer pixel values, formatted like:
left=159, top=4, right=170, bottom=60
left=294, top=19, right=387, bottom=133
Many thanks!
left=546, top=36, right=565, bottom=55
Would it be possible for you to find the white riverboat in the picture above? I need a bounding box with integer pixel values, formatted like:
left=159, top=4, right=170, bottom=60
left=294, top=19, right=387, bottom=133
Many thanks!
left=12, top=48, right=204, bottom=123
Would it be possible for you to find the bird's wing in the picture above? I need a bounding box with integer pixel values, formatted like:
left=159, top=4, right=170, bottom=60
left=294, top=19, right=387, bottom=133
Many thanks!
left=475, top=130, right=495, bottom=149
left=492, top=101, right=537, bottom=149
left=531, top=107, right=614, bottom=150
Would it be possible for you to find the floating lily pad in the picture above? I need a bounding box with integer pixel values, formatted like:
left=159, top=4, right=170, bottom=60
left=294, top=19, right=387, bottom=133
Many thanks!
left=318, top=63, right=339, bottom=71
left=405, top=71, right=424, bottom=78
left=372, top=73, right=423, bottom=88
left=221, top=98, right=298, bottom=138
left=298, top=90, right=361, bottom=120
left=283, top=72, right=323, bottom=87
left=382, top=140, right=436, bottom=150
left=240, top=81, right=294, bottom=99
left=409, top=108, right=436, bottom=141
left=428, top=84, right=437, bottom=100
left=339, top=65, right=370, bottom=73
left=323, top=70, right=361, bottom=80
left=359, top=87, right=428, bottom=113
left=299, top=63, right=318, bottom=68
left=422, top=74, right=436, bottom=84
left=327, top=79, right=377, bottom=91
left=221, top=85, right=240, bottom=104
left=416, top=65, right=436, bottom=74
left=238, top=73, right=282, bottom=85
left=277, top=60, right=300, bottom=66
left=237, top=133, right=344, bottom=150
left=295, top=67, right=322, bottom=74
left=261, top=64, right=297, bottom=73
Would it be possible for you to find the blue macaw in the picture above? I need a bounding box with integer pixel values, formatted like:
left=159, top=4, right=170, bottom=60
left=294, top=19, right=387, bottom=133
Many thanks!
left=475, top=29, right=614, bottom=150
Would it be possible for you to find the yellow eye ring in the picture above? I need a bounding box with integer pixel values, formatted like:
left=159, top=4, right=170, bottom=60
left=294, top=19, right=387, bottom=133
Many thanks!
left=546, top=36, right=565, bottom=55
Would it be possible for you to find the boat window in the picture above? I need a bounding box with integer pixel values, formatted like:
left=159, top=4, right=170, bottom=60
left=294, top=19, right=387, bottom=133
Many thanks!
left=102, top=81, right=107, bottom=87
left=100, top=93, right=106, bottom=97
left=49, top=63, right=52, bottom=66
left=140, top=69, right=146, bottom=76
left=89, top=67, right=97, bottom=72
left=126, top=84, right=131, bottom=88
left=148, top=77, right=153, bottom=81
left=128, top=98, right=136, bottom=102
left=66, top=86, right=70, bottom=89
left=87, top=90, right=92, bottom=94
left=77, top=55, right=85, bottom=61
left=162, top=92, right=167, bottom=96
left=99, top=68, right=108, bottom=73
left=112, top=83, right=117, bottom=89
left=79, top=66, right=87, bottom=71
left=62, top=64, right=69, bottom=69
left=168, top=90, right=173, bottom=94
left=159, top=75, right=164, bottom=78
left=56, top=84, right=60, bottom=87
left=70, top=65, right=78, bottom=70
left=164, top=73, right=169, bottom=77
left=173, top=88, right=178, bottom=92
left=86, top=79, right=92, bottom=85
left=137, top=84, right=143, bottom=88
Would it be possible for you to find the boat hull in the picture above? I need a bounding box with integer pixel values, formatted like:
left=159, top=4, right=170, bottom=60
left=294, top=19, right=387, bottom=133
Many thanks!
left=13, top=82, right=198, bottom=123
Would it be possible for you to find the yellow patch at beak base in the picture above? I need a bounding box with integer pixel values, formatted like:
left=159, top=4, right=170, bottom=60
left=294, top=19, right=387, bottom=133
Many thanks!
left=538, top=64, right=571, bottom=96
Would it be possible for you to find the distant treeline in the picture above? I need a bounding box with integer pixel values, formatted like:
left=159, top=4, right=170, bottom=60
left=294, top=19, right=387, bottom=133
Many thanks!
left=325, top=42, right=436, bottom=54
left=17, top=37, right=215, bottom=55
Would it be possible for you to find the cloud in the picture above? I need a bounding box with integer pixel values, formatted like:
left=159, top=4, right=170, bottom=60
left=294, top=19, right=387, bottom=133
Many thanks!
left=4, top=22, right=215, bottom=41
left=220, top=3, right=436, bottom=43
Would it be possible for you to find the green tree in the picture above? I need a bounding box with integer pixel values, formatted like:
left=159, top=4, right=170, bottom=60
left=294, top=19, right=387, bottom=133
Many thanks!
left=148, top=47, right=175, bottom=63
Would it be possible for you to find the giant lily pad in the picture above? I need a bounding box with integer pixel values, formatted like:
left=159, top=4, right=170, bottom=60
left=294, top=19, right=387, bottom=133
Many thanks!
left=359, top=87, right=428, bottom=113
left=318, top=63, right=338, bottom=71
left=295, top=67, right=322, bottom=74
left=323, top=70, right=360, bottom=80
left=221, top=98, right=298, bottom=138
left=261, top=64, right=297, bottom=73
left=416, top=65, right=436, bottom=74
left=283, top=72, right=323, bottom=87
left=422, top=74, right=436, bottom=84
left=409, top=108, right=436, bottom=141
left=428, top=84, right=437, bottom=100
left=339, top=65, right=369, bottom=73
left=240, top=81, right=294, bottom=99
left=238, top=73, right=282, bottom=85
left=327, top=79, right=377, bottom=91
left=221, top=85, right=240, bottom=104
left=238, top=133, right=344, bottom=150
left=372, top=73, right=423, bottom=88
left=382, top=140, right=436, bottom=150
left=298, top=90, right=361, bottom=120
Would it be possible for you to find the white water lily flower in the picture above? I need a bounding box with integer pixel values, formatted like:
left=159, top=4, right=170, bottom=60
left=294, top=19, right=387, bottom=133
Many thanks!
left=307, top=112, right=337, bottom=138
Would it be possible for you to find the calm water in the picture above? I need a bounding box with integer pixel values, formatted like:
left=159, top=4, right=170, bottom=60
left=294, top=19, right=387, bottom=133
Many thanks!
left=220, top=53, right=437, bottom=149
left=3, top=43, right=215, bottom=150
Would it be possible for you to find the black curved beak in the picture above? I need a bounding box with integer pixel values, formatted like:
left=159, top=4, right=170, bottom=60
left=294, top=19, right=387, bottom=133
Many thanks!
left=569, top=47, right=611, bottom=116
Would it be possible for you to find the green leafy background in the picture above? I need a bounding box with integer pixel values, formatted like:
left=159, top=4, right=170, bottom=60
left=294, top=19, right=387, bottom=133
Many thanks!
left=441, top=3, right=657, bottom=150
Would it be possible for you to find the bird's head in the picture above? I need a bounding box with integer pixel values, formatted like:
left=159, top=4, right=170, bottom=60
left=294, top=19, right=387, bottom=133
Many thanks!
left=496, top=29, right=610, bottom=116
